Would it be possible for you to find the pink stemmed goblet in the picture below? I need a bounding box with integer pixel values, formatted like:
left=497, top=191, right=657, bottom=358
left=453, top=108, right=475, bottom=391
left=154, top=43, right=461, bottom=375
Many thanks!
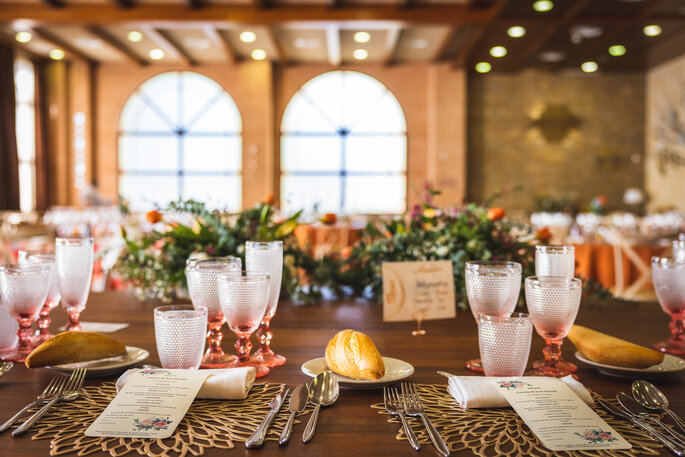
left=245, top=241, right=285, bottom=367
left=18, top=252, right=61, bottom=344
left=55, top=237, right=94, bottom=332
left=0, top=265, right=48, bottom=362
left=218, top=271, right=271, bottom=378
left=651, top=257, right=685, bottom=355
left=186, top=256, right=242, bottom=368
left=464, top=261, right=522, bottom=372
left=525, top=276, right=582, bottom=377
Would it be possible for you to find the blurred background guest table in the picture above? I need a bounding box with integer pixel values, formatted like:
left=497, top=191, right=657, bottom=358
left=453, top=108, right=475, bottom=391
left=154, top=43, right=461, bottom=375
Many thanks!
left=0, top=291, right=682, bottom=457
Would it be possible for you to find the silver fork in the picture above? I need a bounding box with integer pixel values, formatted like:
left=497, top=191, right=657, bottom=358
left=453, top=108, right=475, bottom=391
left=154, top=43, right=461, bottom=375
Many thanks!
left=0, top=361, right=13, bottom=377
left=402, top=382, right=450, bottom=457
left=0, top=376, right=65, bottom=433
left=13, top=368, right=87, bottom=437
left=384, top=386, right=420, bottom=451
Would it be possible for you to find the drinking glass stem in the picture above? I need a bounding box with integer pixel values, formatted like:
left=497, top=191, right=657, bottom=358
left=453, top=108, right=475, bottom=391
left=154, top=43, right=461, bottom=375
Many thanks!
left=66, top=310, right=81, bottom=331
left=256, top=316, right=273, bottom=355
left=668, top=312, right=685, bottom=345
left=17, top=318, right=33, bottom=353
left=36, top=301, right=52, bottom=337
left=542, top=338, right=564, bottom=368
left=235, top=334, right=252, bottom=363
left=207, top=319, right=225, bottom=356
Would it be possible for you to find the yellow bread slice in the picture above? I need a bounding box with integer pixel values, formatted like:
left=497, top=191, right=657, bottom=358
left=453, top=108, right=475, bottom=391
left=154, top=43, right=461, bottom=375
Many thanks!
left=567, top=325, right=664, bottom=369
left=25, top=331, right=127, bottom=368
left=325, top=329, right=385, bottom=380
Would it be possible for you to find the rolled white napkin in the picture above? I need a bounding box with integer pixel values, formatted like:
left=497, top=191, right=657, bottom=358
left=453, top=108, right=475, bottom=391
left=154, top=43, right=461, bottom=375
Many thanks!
left=116, top=366, right=255, bottom=400
left=441, top=373, right=594, bottom=408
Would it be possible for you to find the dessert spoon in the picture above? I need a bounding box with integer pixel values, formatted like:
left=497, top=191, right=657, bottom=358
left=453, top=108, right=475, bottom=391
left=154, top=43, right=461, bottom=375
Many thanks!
left=633, top=380, right=685, bottom=435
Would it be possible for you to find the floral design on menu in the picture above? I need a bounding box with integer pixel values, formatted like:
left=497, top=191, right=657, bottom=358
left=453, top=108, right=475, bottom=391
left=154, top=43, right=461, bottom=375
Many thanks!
left=141, top=369, right=166, bottom=376
left=133, top=417, right=173, bottom=431
left=497, top=380, right=531, bottom=389
left=575, top=429, right=619, bottom=444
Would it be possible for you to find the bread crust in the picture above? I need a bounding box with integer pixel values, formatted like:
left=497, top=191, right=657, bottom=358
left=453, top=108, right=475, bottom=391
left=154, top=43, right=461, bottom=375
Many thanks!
left=325, top=329, right=385, bottom=380
left=25, top=331, right=127, bottom=368
left=567, top=325, right=664, bottom=369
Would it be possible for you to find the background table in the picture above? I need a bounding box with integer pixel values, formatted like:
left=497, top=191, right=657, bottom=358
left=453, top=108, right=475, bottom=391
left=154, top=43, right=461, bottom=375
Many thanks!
left=1, top=292, right=683, bottom=457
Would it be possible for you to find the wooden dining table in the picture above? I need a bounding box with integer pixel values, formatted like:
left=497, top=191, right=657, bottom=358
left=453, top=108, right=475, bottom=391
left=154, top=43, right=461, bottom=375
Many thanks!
left=1, top=291, right=683, bottom=457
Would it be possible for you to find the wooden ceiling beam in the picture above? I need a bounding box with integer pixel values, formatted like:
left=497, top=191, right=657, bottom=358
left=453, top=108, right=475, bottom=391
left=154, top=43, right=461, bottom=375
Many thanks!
left=31, top=26, right=96, bottom=63
left=85, top=25, right=147, bottom=65
left=452, top=0, right=509, bottom=68
left=202, top=25, right=236, bottom=64
left=142, top=26, right=196, bottom=66
left=40, top=0, right=64, bottom=8
left=431, top=27, right=457, bottom=62
left=184, top=0, right=205, bottom=8
left=110, top=0, right=135, bottom=8
left=0, top=33, right=46, bottom=61
left=382, top=27, right=401, bottom=66
left=266, top=26, right=286, bottom=63
left=325, top=25, right=341, bottom=67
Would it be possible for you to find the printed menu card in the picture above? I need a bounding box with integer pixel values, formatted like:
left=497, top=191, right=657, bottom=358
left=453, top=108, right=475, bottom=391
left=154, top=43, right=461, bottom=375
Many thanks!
left=493, top=377, right=631, bottom=451
left=85, top=369, right=211, bottom=439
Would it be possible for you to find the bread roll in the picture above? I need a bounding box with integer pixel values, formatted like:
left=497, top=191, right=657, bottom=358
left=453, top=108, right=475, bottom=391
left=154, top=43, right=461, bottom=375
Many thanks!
left=325, top=329, right=385, bottom=380
left=25, top=331, right=127, bottom=368
left=567, top=325, right=664, bottom=369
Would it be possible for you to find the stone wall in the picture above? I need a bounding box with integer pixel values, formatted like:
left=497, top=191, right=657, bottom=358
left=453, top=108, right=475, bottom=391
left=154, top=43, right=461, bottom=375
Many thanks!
left=467, top=70, right=645, bottom=213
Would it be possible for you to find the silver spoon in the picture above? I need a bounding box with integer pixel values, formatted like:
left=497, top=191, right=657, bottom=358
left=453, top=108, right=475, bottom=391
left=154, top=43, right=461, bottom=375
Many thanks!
left=0, top=362, right=12, bottom=378
left=302, top=371, right=339, bottom=444
left=633, top=380, right=685, bottom=435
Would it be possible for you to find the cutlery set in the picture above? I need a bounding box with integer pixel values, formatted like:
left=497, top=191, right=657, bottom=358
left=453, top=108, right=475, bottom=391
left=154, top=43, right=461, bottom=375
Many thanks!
left=0, top=368, right=86, bottom=437
left=601, top=379, right=685, bottom=456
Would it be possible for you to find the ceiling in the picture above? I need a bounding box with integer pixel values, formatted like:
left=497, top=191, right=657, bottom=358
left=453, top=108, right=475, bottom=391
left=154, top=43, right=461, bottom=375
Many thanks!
left=0, top=0, right=684, bottom=72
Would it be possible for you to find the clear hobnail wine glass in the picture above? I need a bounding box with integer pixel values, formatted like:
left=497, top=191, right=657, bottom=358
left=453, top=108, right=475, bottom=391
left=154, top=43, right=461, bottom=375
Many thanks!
left=464, top=261, right=522, bottom=372
left=185, top=256, right=242, bottom=368
left=154, top=305, right=208, bottom=369
left=0, top=265, right=49, bottom=362
left=651, top=257, right=685, bottom=355
left=478, top=312, right=533, bottom=377
left=218, top=271, right=271, bottom=378
left=525, top=276, right=582, bottom=377
left=55, top=237, right=94, bottom=332
left=18, top=252, right=61, bottom=344
left=535, top=245, right=575, bottom=278
left=245, top=241, right=285, bottom=367
left=673, top=236, right=685, bottom=264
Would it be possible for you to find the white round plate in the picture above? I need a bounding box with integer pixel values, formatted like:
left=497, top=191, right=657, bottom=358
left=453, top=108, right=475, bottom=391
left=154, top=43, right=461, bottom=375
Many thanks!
left=575, top=351, right=685, bottom=379
left=48, top=346, right=149, bottom=378
left=301, top=357, right=414, bottom=389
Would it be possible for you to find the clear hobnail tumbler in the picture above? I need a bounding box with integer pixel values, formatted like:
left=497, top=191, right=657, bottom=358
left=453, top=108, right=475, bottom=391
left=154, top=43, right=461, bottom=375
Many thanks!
left=218, top=272, right=271, bottom=378
left=56, top=237, right=94, bottom=332
left=0, top=265, right=48, bottom=362
left=245, top=241, right=285, bottom=367
left=673, top=236, right=685, bottom=264
left=535, top=245, right=575, bottom=278
left=525, top=276, right=582, bottom=377
left=154, top=305, right=208, bottom=369
left=464, top=261, right=522, bottom=373
left=478, top=313, right=533, bottom=377
left=19, top=252, right=61, bottom=344
left=651, top=257, right=685, bottom=355
left=185, top=256, right=241, bottom=368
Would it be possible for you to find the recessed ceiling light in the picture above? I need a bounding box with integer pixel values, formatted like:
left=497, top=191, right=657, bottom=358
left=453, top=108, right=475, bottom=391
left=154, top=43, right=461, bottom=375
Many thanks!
left=353, top=31, right=370, bottom=43
left=294, top=38, right=321, bottom=49
left=127, top=31, right=143, bottom=43
left=490, top=46, right=507, bottom=57
left=15, top=31, right=32, bottom=43
left=533, top=0, right=554, bottom=12
left=608, top=44, right=626, bottom=56
left=475, top=62, right=492, bottom=73
left=240, top=31, right=257, bottom=43
left=49, top=49, right=65, bottom=60
left=581, top=61, right=598, bottom=73
left=643, top=25, right=662, bottom=37
left=251, top=49, right=267, bottom=60
left=149, top=48, right=165, bottom=60
left=353, top=48, right=368, bottom=60
left=507, top=26, right=526, bottom=38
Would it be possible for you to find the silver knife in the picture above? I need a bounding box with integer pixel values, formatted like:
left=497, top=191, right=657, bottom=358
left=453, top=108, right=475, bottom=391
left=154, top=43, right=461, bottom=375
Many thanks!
left=279, top=384, right=308, bottom=445
left=245, top=388, right=290, bottom=449
left=617, top=393, right=685, bottom=446
left=599, top=398, right=685, bottom=456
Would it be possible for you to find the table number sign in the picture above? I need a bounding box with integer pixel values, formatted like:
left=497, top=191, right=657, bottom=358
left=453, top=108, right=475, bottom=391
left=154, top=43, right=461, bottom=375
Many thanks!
left=85, top=369, right=211, bottom=439
left=493, top=377, right=631, bottom=451
left=382, top=260, right=456, bottom=322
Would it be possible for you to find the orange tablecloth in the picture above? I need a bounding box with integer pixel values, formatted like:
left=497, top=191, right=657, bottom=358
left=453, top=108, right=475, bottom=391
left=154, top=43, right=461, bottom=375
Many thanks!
left=574, top=243, right=666, bottom=290
left=294, top=222, right=364, bottom=258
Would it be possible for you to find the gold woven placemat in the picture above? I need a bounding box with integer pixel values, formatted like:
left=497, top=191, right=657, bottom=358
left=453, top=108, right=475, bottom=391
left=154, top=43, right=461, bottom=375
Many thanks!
left=16, top=382, right=311, bottom=457
left=371, top=384, right=663, bottom=457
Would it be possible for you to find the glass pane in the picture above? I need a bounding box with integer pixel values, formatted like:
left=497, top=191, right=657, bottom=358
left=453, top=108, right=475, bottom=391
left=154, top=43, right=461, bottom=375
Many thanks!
left=119, top=135, right=178, bottom=172
left=119, top=175, right=179, bottom=210
left=18, top=162, right=35, bottom=213
left=182, top=73, right=224, bottom=128
left=350, top=92, right=406, bottom=134
left=16, top=104, right=35, bottom=162
left=281, top=136, right=341, bottom=172
left=188, top=93, right=241, bottom=133
left=346, top=136, right=406, bottom=173
left=119, top=93, right=173, bottom=132
left=14, top=59, right=34, bottom=104
left=343, top=72, right=387, bottom=128
left=182, top=175, right=241, bottom=211
left=344, top=175, right=405, bottom=214
left=183, top=136, right=241, bottom=172
left=281, top=94, right=337, bottom=134
left=301, top=72, right=345, bottom=127
left=281, top=175, right=341, bottom=214
left=138, top=72, right=179, bottom=128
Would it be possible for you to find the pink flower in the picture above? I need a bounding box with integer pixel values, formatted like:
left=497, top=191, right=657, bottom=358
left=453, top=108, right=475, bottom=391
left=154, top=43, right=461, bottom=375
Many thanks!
left=153, top=421, right=168, bottom=429
left=206, top=246, right=215, bottom=255
left=140, top=419, right=153, bottom=426
left=599, top=433, right=612, bottom=440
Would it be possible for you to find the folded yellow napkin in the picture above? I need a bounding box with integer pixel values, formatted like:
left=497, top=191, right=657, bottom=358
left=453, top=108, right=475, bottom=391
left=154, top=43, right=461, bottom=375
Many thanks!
left=116, top=366, right=255, bottom=399
left=442, top=373, right=593, bottom=409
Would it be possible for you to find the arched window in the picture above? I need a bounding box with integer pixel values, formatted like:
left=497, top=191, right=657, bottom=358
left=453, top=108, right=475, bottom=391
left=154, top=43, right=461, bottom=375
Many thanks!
left=281, top=71, right=406, bottom=215
left=118, top=71, right=242, bottom=211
